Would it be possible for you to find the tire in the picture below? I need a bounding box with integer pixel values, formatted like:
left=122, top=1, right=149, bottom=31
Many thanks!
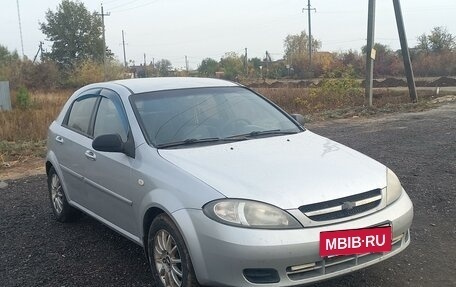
left=148, top=214, right=200, bottom=287
left=47, top=167, right=80, bottom=222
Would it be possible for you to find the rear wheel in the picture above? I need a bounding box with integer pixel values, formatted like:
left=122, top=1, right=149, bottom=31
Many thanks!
left=148, top=214, right=200, bottom=287
left=47, top=167, right=80, bottom=222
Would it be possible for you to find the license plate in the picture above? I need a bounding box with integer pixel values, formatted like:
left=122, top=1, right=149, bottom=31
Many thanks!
left=320, top=226, right=392, bottom=257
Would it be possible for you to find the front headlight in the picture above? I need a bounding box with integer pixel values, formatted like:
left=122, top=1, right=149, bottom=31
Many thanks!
left=203, top=199, right=302, bottom=229
left=386, top=168, right=403, bottom=205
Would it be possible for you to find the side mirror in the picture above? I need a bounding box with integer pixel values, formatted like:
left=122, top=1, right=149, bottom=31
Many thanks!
left=92, top=134, right=124, bottom=153
left=291, top=113, right=306, bottom=126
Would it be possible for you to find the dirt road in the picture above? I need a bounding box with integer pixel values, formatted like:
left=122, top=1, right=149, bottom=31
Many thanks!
left=1, top=102, right=455, bottom=287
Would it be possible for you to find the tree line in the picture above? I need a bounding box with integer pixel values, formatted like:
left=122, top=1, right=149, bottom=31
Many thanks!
left=0, top=0, right=455, bottom=90
left=197, top=27, right=455, bottom=81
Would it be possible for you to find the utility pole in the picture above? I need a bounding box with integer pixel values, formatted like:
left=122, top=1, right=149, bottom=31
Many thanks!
left=365, top=0, right=416, bottom=105
left=303, top=0, right=316, bottom=72
left=244, top=47, right=248, bottom=76
left=100, top=4, right=110, bottom=80
left=32, top=41, right=43, bottom=63
left=16, top=0, right=25, bottom=58
left=144, top=53, right=147, bottom=77
left=152, top=57, right=155, bottom=76
left=365, top=0, right=376, bottom=106
left=265, top=51, right=271, bottom=78
left=393, top=0, right=417, bottom=103
left=185, top=55, right=189, bottom=73
left=122, top=30, right=127, bottom=68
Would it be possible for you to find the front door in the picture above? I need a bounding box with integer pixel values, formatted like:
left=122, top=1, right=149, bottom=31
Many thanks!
left=82, top=89, right=139, bottom=237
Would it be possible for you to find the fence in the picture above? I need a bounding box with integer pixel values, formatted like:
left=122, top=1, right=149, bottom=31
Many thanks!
left=0, top=81, right=11, bottom=111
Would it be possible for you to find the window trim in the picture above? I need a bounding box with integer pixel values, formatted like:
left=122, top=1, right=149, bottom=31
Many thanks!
left=99, top=88, right=131, bottom=136
left=92, top=89, right=131, bottom=141
left=62, top=89, right=102, bottom=138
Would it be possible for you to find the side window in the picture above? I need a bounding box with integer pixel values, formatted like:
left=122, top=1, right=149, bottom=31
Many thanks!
left=93, top=97, right=128, bottom=141
left=66, top=97, right=98, bottom=135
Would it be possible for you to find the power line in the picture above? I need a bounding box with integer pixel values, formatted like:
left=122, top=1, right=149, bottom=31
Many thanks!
left=110, top=0, right=161, bottom=13
left=102, top=0, right=124, bottom=4
left=107, top=0, right=144, bottom=10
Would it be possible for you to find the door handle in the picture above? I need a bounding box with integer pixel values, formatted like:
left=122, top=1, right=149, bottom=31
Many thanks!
left=55, top=136, right=64, bottom=144
left=84, top=150, right=96, bottom=161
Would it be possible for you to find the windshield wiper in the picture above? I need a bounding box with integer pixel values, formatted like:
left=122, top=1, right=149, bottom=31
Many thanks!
left=228, top=129, right=299, bottom=139
left=156, top=137, right=247, bottom=148
left=157, top=130, right=299, bottom=148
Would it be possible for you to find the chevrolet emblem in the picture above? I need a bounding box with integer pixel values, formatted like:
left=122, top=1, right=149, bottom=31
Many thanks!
left=342, top=201, right=356, bottom=210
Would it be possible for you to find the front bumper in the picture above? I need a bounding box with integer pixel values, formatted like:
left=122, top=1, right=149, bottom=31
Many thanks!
left=172, top=191, right=413, bottom=287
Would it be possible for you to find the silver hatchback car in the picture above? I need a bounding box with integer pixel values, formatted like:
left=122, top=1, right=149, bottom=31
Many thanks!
left=46, top=77, right=413, bottom=287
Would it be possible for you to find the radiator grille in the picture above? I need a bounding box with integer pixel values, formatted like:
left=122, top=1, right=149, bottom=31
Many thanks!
left=299, top=189, right=382, bottom=221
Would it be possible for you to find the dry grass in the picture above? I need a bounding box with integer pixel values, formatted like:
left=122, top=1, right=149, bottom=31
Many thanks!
left=255, top=87, right=363, bottom=114
left=0, top=90, right=70, bottom=165
left=256, top=87, right=437, bottom=120
left=0, top=90, right=70, bottom=141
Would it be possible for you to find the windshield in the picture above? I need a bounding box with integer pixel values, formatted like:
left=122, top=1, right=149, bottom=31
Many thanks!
left=131, top=87, right=302, bottom=147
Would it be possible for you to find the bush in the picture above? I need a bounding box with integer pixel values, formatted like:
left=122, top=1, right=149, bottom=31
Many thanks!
left=16, top=86, right=30, bottom=109
left=292, top=70, right=364, bottom=112
left=287, top=77, right=364, bottom=113
left=412, top=51, right=456, bottom=77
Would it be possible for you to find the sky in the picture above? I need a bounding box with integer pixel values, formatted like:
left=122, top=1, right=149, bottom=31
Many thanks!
left=1, top=0, right=455, bottom=70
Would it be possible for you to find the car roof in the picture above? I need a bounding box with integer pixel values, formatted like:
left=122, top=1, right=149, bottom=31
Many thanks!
left=110, top=77, right=240, bottom=94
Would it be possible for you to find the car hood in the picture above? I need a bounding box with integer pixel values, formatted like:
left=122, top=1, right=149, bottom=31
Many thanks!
left=158, top=131, right=387, bottom=210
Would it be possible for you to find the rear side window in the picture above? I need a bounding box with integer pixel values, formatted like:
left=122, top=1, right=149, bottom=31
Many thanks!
left=66, top=97, right=98, bottom=135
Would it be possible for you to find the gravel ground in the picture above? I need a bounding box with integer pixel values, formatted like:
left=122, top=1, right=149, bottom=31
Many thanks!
left=1, top=102, right=455, bottom=287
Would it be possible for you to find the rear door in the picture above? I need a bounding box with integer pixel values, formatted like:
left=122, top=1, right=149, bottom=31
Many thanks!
left=53, top=89, right=101, bottom=208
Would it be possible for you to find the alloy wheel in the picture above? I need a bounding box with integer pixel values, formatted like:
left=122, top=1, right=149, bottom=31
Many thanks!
left=153, top=229, right=183, bottom=287
left=50, top=174, right=64, bottom=214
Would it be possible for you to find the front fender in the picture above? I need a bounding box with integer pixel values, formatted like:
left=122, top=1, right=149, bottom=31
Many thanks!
left=137, top=187, right=189, bottom=242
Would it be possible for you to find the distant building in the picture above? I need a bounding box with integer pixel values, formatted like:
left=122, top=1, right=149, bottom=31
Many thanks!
left=129, top=64, right=147, bottom=78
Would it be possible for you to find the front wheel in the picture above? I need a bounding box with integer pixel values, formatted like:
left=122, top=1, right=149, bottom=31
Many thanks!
left=148, top=214, right=200, bottom=287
